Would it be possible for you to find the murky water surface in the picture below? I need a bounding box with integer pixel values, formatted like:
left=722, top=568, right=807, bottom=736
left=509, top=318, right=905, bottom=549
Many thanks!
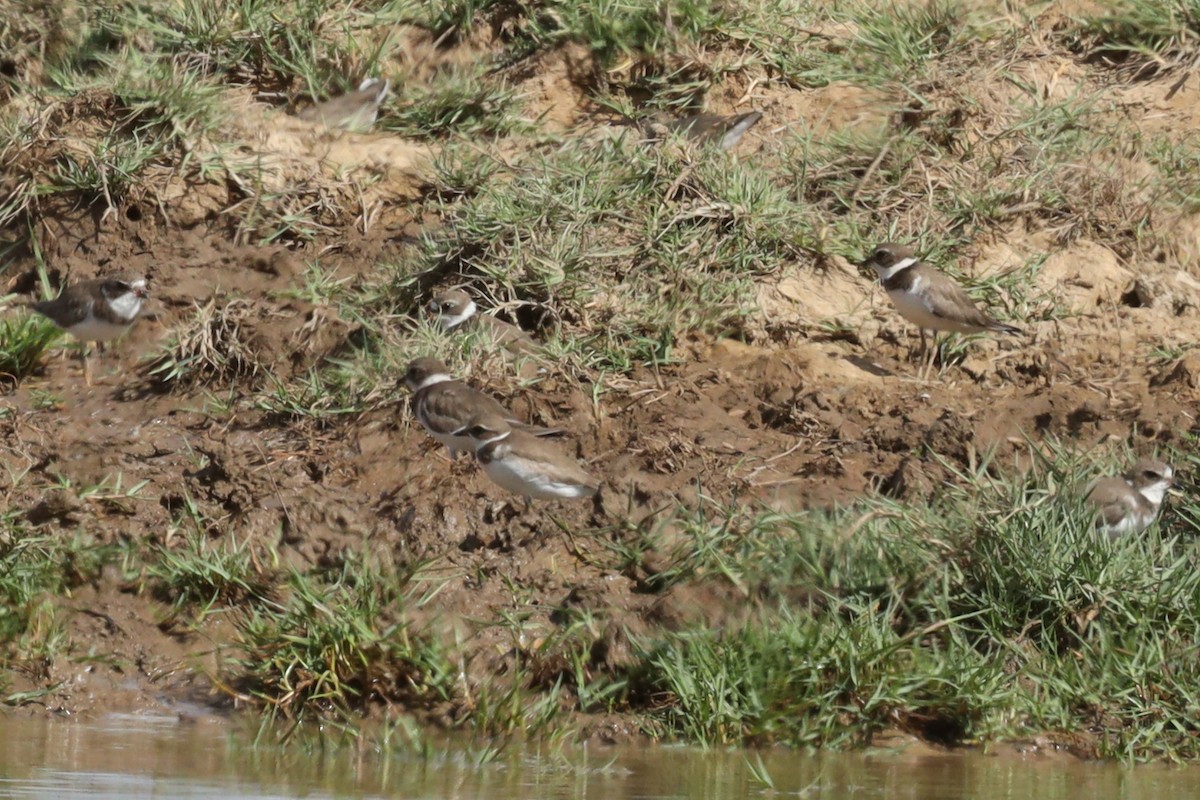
left=0, top=714, right=1197, bottom=798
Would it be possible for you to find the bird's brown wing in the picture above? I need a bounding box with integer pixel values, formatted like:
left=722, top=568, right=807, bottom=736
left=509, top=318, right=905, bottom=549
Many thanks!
left=506, top=430, right=599, bottom=492
left=665, top=111, right=763, bottom=149
left=717, top=112, right=763, bottom=150
left=1084, top=477, right=1136, bottom=528
left=297, top=85, right=384, bottom=131
left=417, top=381, right=559, bottom=436
left=30, top=281, right=98, bottom=327
left=414, top=382, right=509, bottom=435
left=479, top=315, right=538, bottom=353
left=923, top=269, right=1020, bottom=334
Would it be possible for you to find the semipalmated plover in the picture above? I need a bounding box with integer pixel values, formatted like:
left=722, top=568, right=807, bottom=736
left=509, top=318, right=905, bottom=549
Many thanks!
left=427, top=289, right=537, bottom=354
left=1084, top=458, right=1175, bottom=538
left=641, top=110, right=764, bottom=151
left=404, top=358, right=559, bottom=459
left=465, top=412, right=599, bottom=508
left=30, top=276, right=149, bottom=384
left=297, top=77, right=390, bottom=132
left=861, top=242, right=1022, bottom=373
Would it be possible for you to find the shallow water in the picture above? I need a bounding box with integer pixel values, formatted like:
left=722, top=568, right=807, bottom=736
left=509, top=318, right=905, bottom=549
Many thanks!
left=0, top=714, right=1198, bottom=799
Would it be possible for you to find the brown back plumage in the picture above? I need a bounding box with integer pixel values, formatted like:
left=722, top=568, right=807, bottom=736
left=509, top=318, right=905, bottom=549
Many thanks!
left=891, top=263, right=1022, bottom=334
left=862, top=242, right=1022, bottom=335
left=468, top=414, right=598, bottom=494
left=404, top=358, right=559, bottom=437
left=30, top=276, right=148, bottom=329
left=641, top=110, right=764, bottom=151
left=297, top=78, right=389, bottom=132
left=1085, top=476, right=1145, bottom=528
left=1083, top=458, right=1174, bottom=536
left=427, top=288, right=537, bottom=352
left=412, top=380, right=515, bottom=437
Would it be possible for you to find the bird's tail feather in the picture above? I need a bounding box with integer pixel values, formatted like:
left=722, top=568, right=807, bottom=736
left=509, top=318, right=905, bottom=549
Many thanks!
left=720, top=111, right=763, bottom=150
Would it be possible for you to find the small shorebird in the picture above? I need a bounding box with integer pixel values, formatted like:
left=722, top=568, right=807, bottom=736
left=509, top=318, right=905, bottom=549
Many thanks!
left=30, top=276, right=149, bottom=384
left=297, top=77, right=390, bottom=132
left=404, top=357, right=559, bottom=459
left=465, top=412, right=599, bottom=509
left=860, top=242, right=1022, bottom=376
left=1084, top=458, right=1175, bottom=538
left=641, top=110, right=764, bottom=151
left=427, top=288, right=537, bottom=354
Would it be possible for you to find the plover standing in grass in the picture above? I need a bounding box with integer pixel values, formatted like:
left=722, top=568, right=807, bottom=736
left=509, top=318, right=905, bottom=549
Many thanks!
left=860, top=242, right=1022, bottom=376
left=30, top=276, right=149, bottom=384
left=427, top=288, right=538, bottom=354
left=297, top=77, right=390, bottom=132
left=465, top=412, right=599, bottom=509
left=1084, top=458, right=1175, bottom=538
left=404, top=357, right=560, bottom=459
left=641, top=110, right=764, bottom=151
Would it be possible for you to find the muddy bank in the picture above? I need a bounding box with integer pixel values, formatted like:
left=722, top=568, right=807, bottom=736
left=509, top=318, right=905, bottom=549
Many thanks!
left=3, top=0, right=1200, bottom=759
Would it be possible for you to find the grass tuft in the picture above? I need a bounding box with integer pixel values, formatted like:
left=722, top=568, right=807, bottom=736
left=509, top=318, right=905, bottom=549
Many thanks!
left=0, top=518, right=113, bottom=673
left=385, top=66, right=527, bottom=139
left=1072, top=1, right=1200, bottom=79
left=229, top=556, right=454, bottom=717
left=148, top=499, right=277, bottom=626
left=611, top=448, right=1200, bottom=758
left=0, top=306, right=61, bottom=384
left=146, top=297, right=265, bottom=389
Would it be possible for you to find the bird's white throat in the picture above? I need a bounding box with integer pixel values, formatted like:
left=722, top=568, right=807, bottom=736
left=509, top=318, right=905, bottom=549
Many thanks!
left=874, top=257, right=918, bottom=282
left=438, top=300, right=477, bottom=330
left=107, top=291, right=144, bottom=322
left=1137, top=480, right=1172, bottom=508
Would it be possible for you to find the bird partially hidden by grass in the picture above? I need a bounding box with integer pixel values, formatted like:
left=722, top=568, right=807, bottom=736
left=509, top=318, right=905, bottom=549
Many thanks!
left=296, top=77, right=390, bottom=133
left=639, top=110, right=764, bottom=152
left=426, top=288, right=539, bottom=355
left=1084, top=458, right=1175, bottom=539
left=29, top=275, right=149, bottom=385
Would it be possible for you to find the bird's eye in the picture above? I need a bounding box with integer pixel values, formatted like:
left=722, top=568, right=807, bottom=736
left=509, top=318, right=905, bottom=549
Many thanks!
left=873, top=249, right=887, bottom=261
left=442, top=301, right=455, bottom=311
left=1144, top=470, right=1159, bottom=480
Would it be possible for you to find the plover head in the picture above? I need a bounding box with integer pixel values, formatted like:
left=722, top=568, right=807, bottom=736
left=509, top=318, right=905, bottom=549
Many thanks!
left=861, top=242, right=919, bottom=282
left=427, top=289, right=478, bottom=331
left=1124, top=458, right=1175, bottom=508
left=465, top=412, right=513, bottom=447
left=403, top=357, right=454, bottom=392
